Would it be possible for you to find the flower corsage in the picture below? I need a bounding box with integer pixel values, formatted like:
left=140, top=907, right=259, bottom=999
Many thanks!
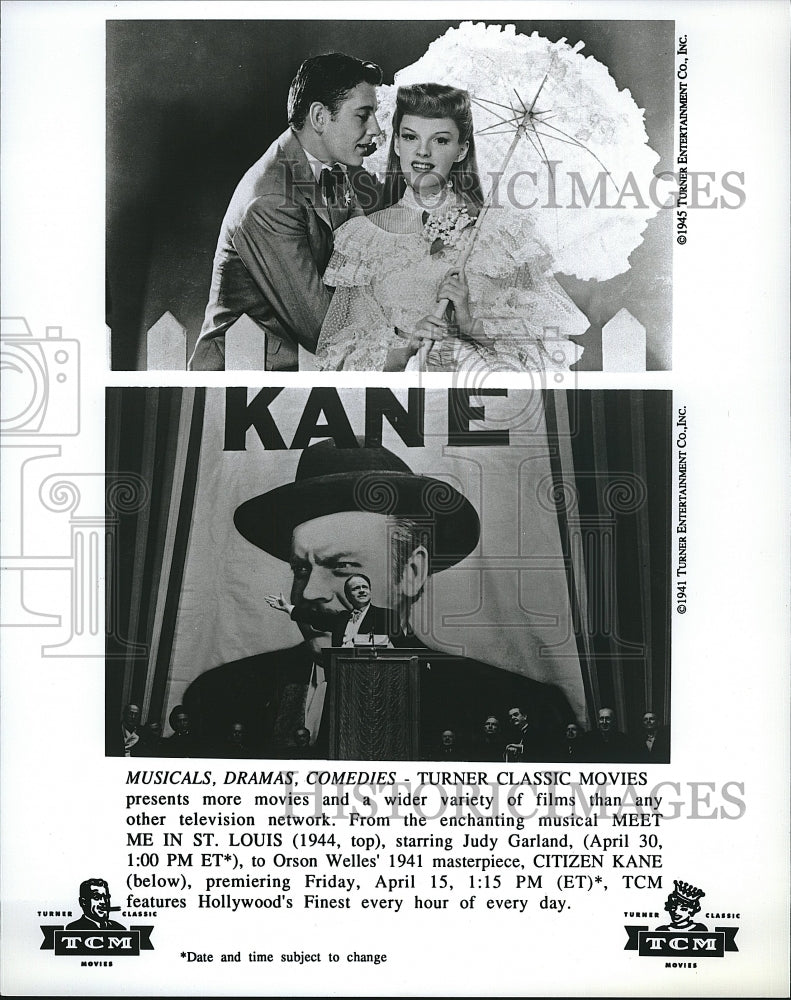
left=422, top=204, right=475, bottom=256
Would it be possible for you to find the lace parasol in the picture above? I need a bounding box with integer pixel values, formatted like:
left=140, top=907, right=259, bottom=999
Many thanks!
left=366, top=21, right=671, bottom=282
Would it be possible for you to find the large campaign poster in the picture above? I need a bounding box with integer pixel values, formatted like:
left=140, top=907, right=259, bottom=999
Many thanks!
left=105, top=387, right=671, bottom=762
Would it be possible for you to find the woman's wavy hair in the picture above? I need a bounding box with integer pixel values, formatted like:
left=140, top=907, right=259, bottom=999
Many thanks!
left=382, top=83, right=485, bottom=210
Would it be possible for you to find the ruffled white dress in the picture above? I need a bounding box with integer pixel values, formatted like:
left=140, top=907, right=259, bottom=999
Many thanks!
left=316, top=193, right=588, bottom=372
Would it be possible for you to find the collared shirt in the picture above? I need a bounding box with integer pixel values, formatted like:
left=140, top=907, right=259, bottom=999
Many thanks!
left=123, top=726, right=139, bottom=756
left=299, top=143, right=347, bottom=200
left=341, top=607, right=368, bottom=647
left=301, top=145, right=331, bottom=184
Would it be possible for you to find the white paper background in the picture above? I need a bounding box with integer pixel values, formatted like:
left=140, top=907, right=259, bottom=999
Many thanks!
left=1, top=1, right=789, bottom=996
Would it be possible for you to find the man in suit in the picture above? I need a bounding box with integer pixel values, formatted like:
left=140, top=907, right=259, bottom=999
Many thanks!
left=183, top=439, right=575, bottom=758
left=266, top=573, right=409, bottom=648
left=585, top=706, right=630, bottom=763
left=120, top=702, right=140, bottom=756
left=552, top=721, right=588, bottom=761
left=66, top=879, right=125, bottom=931
left=631, top=711, right=670, bottom=762
left=470, top=715, right=506, bottom=762
left=504, top=699, right=573, bottom=762
left=188, top=53, right=383, bottom=371
left=160, top=704, right=201, bottom=757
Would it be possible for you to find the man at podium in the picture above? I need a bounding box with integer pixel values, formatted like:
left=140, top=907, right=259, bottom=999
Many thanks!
left=184, top=439, right=573, bottom=758
left=266, top=573, right=414, bottom=649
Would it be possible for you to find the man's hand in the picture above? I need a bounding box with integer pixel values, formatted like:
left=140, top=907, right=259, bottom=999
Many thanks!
left=265, top=592, right=293, bottom=615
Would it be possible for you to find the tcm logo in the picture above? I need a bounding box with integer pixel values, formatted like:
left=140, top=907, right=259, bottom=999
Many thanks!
left=625, top=879, right=739, bottom=960
left=40, top=877, right=154, bottom=958
left=53, top=931, right=142, bottom=957
left=634, top=931, right=729, bottom=959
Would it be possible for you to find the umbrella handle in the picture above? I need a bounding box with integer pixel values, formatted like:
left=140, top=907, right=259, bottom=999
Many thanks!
left=414, top=295, right=451, bottom=369
left=414, top=227, right=484, bottom=369
left=413, top=102, right=535, bottom=372
left=412, top=125, right=529, bottom=370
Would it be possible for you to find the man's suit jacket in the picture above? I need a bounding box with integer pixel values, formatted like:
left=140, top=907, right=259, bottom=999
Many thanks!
left=629, top=726, right=671, bottom=763
left=188, top=129, right=362, bottom=372
left=581, top=730, right=631, bottom=763
left=65, top=915, right=126, bottom=930
left=183, top=643, right=319, bottom=757
left=182, top=637, right=575, bottom=761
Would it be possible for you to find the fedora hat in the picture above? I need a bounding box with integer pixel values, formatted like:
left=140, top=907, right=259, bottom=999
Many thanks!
left=234, top=439, right=479, bottom=571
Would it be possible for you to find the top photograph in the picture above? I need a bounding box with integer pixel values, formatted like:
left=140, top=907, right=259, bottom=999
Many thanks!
left=107, top=19, right=674, bottom=373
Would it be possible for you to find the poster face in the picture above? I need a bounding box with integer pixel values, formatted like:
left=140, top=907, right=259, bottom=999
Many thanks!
left=1, top=2, right=789, bottom=998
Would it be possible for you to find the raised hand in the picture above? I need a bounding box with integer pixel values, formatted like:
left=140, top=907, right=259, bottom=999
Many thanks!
left=265, top=592, right=292, bottom=614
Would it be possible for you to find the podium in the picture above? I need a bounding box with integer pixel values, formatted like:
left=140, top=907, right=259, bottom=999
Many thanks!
left=325, top=647, right=421, bottom=759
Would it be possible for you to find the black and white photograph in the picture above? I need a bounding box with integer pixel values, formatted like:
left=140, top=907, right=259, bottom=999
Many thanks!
left=1, top=1, right=789, bottom=996
left=106, top=387, right=672, bottom=763
left=107, top=19, right=674, bottom=373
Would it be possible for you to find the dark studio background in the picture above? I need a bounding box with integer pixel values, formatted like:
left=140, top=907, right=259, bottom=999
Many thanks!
left=107, top=19, right=674, bottom=371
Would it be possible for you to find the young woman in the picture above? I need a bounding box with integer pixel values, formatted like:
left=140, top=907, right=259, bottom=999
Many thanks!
left=315, top=83, right=586, bottom=372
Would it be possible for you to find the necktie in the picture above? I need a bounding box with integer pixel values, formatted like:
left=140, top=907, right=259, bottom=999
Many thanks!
left=321, top=165, right=347, bottom=203
left=321, top=165, right=349, bottom=229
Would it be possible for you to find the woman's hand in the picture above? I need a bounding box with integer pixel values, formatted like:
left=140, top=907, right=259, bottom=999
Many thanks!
left=437, top=266, right=472, bottom=336
left=412, top=314, right=450, bottom=344
left=407, top=266, right=474, bottom=347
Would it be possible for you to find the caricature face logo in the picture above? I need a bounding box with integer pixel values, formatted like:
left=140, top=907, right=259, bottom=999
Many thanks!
left=656, top=880, right=707, bottom=932
left=624, top=878, right=739, bottom=960
left=667, top=899, right=696, bottom=926
left=40, top=877, right=154, bottom=957
left=80, top=880, right=112, bottom=924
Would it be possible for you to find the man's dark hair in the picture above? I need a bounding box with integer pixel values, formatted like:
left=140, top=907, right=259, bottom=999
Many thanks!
left=79, top=878, right=108, bottom=902
left=169, top=704, right=189, bottom=728
left=288, top=53, right=383, bottom=130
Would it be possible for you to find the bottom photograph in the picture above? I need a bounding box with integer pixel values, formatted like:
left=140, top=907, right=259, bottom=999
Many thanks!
left=106, top=387, right=671, bottom=763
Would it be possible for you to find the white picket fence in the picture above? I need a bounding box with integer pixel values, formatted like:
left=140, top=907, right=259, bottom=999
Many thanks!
left=146, top=309, right=647, bottom=372
left=147, top=312, right=266, bottom=370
